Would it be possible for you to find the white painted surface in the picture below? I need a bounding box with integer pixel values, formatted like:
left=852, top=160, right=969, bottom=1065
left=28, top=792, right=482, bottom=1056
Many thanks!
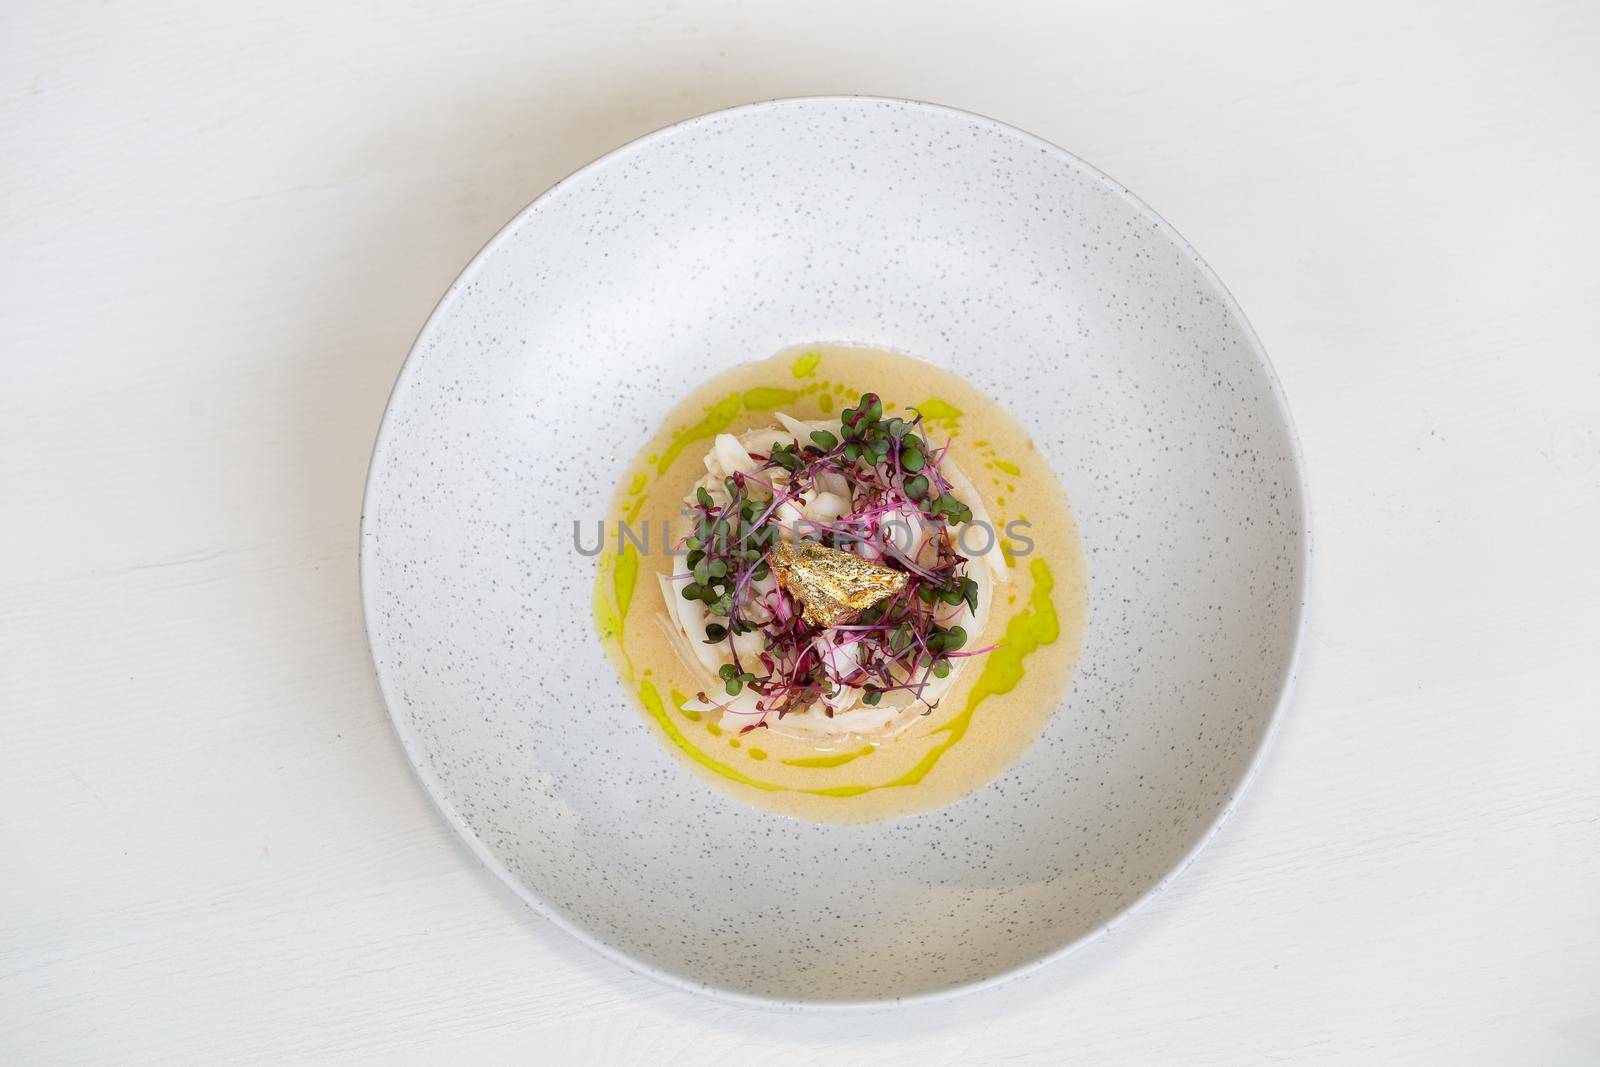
left=2, top=0, right=1596, bottom=1061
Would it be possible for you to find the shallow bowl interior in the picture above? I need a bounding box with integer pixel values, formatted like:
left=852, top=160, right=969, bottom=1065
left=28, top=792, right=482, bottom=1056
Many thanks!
left=362, top=97, right=1306, bottom=1005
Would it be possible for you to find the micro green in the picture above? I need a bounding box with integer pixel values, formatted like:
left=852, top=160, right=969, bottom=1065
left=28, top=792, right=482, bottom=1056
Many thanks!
left=674, top=392, right=992, bottom=727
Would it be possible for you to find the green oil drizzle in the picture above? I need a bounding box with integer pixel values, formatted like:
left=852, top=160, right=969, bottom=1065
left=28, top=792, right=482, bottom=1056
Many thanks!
left=992, top=459, right=1021, bottom=476
left=782, top=745, right=877, bottom=768
left=623, top=471, right=650, bottom=524
left=649, top=384, right=806, bottom=476
left=742, top=385, right=801, bottom=410
left=593, top=557, right=623, bottom=644
left=999, top=512, right=1028, bottom=566
left=637, top=680, right=783, bottom=792
left=916, top=398, right=964, bottom=434
left=654, top=392, right=743, bottom=474
left=791, top=351, right=821, bottom=378
left=611, top=549, right=641, bottom=639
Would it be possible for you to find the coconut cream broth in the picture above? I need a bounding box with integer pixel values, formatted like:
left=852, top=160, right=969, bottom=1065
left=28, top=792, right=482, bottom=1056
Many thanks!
left=594, top=345, right=1086, bottom=822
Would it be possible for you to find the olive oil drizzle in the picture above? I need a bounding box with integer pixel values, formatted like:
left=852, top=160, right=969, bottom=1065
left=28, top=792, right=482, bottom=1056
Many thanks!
left=595, top=350, right=1064, bottom=802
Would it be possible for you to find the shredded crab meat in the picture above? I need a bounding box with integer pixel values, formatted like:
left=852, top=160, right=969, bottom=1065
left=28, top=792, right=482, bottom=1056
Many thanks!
left=658, top=395, right=1006, bottom=742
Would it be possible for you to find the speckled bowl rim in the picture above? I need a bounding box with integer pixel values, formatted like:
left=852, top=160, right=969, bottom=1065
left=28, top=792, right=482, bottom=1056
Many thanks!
left=359, top=95, right=1311, bottom=1011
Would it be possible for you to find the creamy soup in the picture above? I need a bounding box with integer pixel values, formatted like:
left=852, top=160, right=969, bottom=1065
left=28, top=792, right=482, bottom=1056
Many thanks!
left=593, top=344, right=1086, bottom=822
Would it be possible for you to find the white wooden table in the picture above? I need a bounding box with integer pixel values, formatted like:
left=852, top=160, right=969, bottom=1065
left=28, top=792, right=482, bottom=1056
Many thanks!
left=4, top=2, right=1598, bottom=1062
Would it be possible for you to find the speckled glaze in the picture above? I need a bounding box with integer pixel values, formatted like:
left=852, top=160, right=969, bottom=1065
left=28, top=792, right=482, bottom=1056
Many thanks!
left=361, top=97, right=1308, bottom=1007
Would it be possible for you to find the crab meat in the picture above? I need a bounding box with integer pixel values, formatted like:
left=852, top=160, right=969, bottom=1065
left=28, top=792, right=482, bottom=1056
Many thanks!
left=656, top=412, right=1003, bottom=742
left=804, top=490, right=848, bottom=524
left=709, top=433, right=758, bottom=479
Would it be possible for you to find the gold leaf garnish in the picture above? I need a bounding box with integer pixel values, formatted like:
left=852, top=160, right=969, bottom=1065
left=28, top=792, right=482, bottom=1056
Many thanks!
left=768, top=541, right=908, bottom=628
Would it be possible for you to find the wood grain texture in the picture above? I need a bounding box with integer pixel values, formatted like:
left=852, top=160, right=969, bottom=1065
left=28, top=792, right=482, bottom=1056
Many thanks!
left=3, top=0, right=1597, bottom=1062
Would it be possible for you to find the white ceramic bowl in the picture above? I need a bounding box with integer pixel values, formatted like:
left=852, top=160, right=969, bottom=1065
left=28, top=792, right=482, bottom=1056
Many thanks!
left=361, top=97, right=1307, bottom=1006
